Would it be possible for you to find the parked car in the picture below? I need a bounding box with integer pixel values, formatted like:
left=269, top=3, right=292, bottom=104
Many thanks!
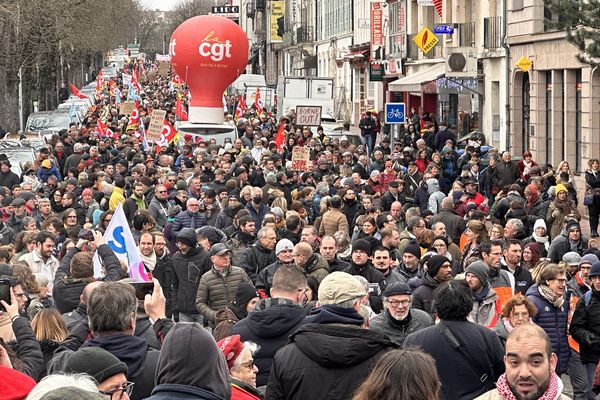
left=0, top=146, right=37, bottom=176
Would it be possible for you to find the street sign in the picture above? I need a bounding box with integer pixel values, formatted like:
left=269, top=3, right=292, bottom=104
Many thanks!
left=516, top=56, right=533, bottom=72
left=434, top=25, right=454, bottom=34
left=212, top=5, right=239, bottom=13
left=413, top=27, right=439, bottom=54
left=385, top=102, right=406, bottom=124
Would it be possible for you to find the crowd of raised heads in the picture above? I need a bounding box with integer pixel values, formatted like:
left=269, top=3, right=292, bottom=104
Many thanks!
left=0, top=62, right=599, bottom=399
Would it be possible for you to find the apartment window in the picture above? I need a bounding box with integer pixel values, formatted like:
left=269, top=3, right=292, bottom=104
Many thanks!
left=545, top=71, right=552, bottom=165
left=575, top=69, right=582, bottom=171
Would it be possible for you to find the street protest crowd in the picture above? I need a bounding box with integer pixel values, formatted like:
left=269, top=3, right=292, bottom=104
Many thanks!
left=1, top=58, right=600, bottom=400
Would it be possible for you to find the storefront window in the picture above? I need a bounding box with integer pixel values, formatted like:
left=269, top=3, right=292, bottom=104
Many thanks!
left=576, top=69, right=582, bottom=171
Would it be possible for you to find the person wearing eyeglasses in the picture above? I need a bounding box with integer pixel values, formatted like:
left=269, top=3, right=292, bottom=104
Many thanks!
left=217, top=335, right=262, bottom=400
left=370, top=282, right=433, bottom=347
left=526, top=263, right=571, bottom=378
left=64, top=347, right=133, bottom=400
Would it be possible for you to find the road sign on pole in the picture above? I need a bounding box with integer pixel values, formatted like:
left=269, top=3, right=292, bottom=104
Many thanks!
left=385, top=102, right=406, bottom=124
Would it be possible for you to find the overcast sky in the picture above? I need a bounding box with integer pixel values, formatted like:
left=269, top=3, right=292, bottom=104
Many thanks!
left=142, top=0, right=176, bottom=11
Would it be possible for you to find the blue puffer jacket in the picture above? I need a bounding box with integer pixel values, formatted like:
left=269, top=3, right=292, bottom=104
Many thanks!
left=172, top=210, right=207, bottom=236
left=526, top=284, right=571, bottom=375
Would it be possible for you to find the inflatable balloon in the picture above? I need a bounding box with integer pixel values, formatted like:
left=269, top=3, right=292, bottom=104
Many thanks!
left=169, top=16, right=249, bottom=124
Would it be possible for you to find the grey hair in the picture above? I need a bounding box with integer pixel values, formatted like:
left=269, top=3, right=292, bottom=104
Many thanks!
left=26, top=374, right=99, bottom=400
left=315, top=181, right=330, bottom=196
left=336, top=297, right=361, bottom=309
left=257, top=227, right=275, bottom=241
left=230, top=342, right=259, bottom=371
left=507, top=218, right=524, bottom=232
left=87, top=282, right=137, bottom=334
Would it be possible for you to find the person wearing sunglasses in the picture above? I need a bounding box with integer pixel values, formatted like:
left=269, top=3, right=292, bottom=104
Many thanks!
left=217, top=335, right=262, bottom=400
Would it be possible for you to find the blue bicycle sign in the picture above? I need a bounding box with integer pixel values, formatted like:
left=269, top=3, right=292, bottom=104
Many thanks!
left=385, top=102, right=406, bottom=124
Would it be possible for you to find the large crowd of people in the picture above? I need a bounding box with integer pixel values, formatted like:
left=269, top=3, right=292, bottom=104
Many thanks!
left=0, top=60, right=600, bottom=400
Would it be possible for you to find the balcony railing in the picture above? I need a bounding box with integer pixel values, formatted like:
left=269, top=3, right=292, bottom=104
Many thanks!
left=457, top=22, right=475, bottom=47
left=296, top=26, right=314, bottom=44
left=483, top=17, right=502, bottom=50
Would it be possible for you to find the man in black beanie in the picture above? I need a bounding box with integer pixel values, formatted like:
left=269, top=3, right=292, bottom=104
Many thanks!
left=397, top=241, right=422, bottom=284
left=343, top=239, right=387, bottom=313
left=171, top=228, right=211, bottom=323
left=370, top=282, right=433, bottom=346
left=64, top=347, right=130, bottom=397
left=412, top=255, right=452, bottom=318
left=465, top=261, right=501, bottom=328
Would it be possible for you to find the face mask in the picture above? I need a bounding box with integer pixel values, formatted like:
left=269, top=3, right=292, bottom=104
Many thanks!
left=253, top=196, right=262, bottom=204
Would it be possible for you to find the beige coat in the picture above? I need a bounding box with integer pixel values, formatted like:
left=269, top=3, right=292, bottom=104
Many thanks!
left=318, top=208, right=349, bottom=236
left=475, top=389, right=571, bottom=400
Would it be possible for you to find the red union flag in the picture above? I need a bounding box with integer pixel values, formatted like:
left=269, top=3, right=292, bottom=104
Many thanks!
left=433, top=0, right=442, bottom=17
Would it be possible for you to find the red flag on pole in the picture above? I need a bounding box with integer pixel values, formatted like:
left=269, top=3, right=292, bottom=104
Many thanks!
left=69, top=82, right=88, bottom=99
left=274, top=122, right=285, bottom=152
left=96, top=120, right=117, bottom=139
left=235, top=96, right=246, bottom=120
left=176, top=97, right=188, bottom=121
left=254, top=87, right=263, bottom=116
left=433, top=0, right=442, bottom=17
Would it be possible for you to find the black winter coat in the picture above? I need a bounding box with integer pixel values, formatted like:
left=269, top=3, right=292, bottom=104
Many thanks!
left=239, top=242, right=276, bottom=284
left=231, top=298, right=310, bottom=387
left=171, top=246, right=211, bottom=314
left=53, top=244, right=124, bottom=313
left=404, top=319, right=505, bottom=400
left=571, top=288, right=600, bottom=365
left=265, top=319, right=395, bottom=400
left=411, top=274, right=441, bottom=318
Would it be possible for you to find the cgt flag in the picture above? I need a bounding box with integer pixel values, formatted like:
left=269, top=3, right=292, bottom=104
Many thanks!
left=69, top=82, right=88, bottom=99
left=254, top=87, right=264, bottom=116
left=274, top=122, right=285, bottom=152
left=92, top=204, right=151, bottom=282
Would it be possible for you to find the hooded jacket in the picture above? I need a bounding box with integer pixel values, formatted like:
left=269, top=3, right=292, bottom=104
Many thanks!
left=265, top=305, right=395, bottom=400
left=171, top=246, right=211, bottom=314
left=231, top=298, right=310, bottom=387
left=411, top=274, right=442, bottom=318
left=82, top=334, right=159, bottom=400
left=427, top=178, right=446, bottom=214
left=301, top=253, right=329, bottom=283
left=147, top=323, right=231, bottom=400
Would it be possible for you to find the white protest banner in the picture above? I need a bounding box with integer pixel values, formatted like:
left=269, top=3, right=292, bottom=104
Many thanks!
left=119, top=101, right=135, bottom=116
left=92, top=204, right=150, bottom=282
left=291, top=146, right=310, bottom=171
left=156, top=54, right=170, bottom=62
left=147, top=109, right=166, bottom=142
left=295, top=105, right=322, bottom=127
left=122, top=73, right=133, bottom=86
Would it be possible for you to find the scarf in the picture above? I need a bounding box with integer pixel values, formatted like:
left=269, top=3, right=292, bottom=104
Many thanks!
left=532, top=232, right=550, bottom=251
left=553, top=195, right=571, bottom=214
left=139, top=250, right=157, bottom=271
left=473, top=283, right=491, bottom=304
left=538, top=284, right=564, bottom=308
left=495, top=371, right=562, bottom=400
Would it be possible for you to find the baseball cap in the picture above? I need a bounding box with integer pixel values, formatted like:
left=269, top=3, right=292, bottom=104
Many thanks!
left=209, top=243, right=231, bottom=257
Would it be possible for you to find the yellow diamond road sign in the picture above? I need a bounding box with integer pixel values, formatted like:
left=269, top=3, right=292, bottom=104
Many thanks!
left=413, top=27, right=439, bottom=54
left=516, top=56, right=533, bottom=72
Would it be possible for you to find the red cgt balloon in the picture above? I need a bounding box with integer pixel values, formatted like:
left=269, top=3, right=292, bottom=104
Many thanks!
left=169, top=15, right=249, bottom=124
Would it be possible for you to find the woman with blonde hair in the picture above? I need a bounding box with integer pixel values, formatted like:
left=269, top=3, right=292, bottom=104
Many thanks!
left=488, top=224, right=504, bottom=241
left=31, top=308, right=68, bottom=376
left=353, top=348, right=440, bottom=400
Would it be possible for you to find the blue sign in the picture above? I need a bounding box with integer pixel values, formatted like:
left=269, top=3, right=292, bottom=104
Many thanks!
left=434, top=25, right=454, bottom=35
left=385, top=102, right=406, bottom=124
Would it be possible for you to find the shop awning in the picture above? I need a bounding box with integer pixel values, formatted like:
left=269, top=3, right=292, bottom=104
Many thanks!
left=388, top=63, right=445, bottom=92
